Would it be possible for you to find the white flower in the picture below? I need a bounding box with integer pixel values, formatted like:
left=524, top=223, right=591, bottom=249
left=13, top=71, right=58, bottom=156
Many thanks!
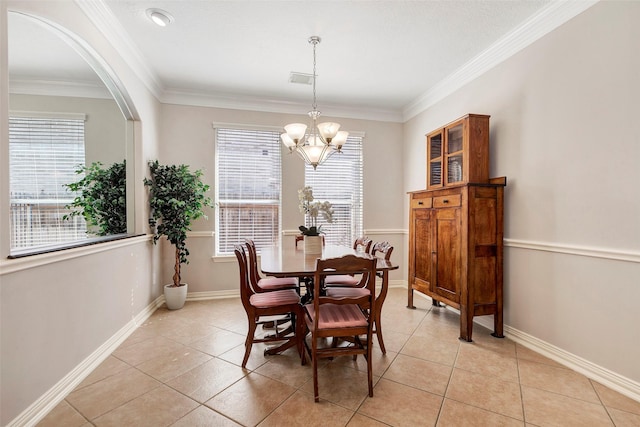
left=298, top=186, right=334, bottom=235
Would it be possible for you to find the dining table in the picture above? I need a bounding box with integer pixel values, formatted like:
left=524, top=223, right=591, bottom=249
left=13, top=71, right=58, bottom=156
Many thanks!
left=260, top=244, right=398, bottom=278
left=260, top=244, right=399, bottom=353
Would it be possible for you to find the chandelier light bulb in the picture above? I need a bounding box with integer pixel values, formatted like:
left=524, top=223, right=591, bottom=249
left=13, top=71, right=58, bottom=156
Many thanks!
left=317, top=122, right=341, bottom=141
left=331, top=131, right=349, bottom=150
left=283, top=123, right=307, bottom=142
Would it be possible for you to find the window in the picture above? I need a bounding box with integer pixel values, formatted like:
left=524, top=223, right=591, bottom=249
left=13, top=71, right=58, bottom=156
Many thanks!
left=305, top=135, right=364, bottom=246
left=215, top=126, right=282, bottom=255
left=9, top=113, right=87, bottom=250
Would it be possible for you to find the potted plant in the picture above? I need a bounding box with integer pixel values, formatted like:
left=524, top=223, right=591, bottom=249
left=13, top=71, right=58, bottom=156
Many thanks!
left=144, top=160, right=213, bottom=309
left=63, top=160, right=127, bottom=236
left=298, top=186, right=333, bottom=254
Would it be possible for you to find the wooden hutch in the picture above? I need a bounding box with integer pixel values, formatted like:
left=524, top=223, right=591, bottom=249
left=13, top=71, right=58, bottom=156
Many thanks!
left=407, top=114, right=506, bottom=342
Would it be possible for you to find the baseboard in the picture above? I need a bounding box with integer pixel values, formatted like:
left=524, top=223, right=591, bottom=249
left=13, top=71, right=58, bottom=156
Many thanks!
left=7, top=296, right=164, bottom=427
left=502, top=322, right=640, bottom=403
left=186, top=289, right=240, bottom=301
left=469, top=314, right=640, bottom=403
left=411, top=288, right=640, bottom=403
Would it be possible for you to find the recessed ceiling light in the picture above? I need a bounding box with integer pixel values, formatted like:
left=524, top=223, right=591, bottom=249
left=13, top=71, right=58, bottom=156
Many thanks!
left=146, top=8, right=174, bottom=27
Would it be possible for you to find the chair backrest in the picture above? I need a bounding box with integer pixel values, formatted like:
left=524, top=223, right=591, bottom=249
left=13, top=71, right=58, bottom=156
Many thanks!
left=233, top=244, right=255, bottom=309
left=371, top=241, right=393, bottom=260
left=313, top=254, right=377, bottom=320
left=353, top=236, right=373, bottom=253
left=243, top=239, right=263, bottom=291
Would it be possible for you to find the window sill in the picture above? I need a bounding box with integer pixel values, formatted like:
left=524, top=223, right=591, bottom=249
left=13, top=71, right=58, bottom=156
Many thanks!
left=1, top=234, right=149, bottom=276
left=8, top=234, right=143, bottom=259
left=211, top=255, right=236, bottom=263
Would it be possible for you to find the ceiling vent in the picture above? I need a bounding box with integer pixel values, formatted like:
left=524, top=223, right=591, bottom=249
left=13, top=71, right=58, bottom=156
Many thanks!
left=289, top=72, right=314, bottom=85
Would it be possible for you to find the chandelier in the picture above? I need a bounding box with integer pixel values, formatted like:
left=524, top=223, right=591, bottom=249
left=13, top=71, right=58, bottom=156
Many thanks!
left=281, top=36, right=348, bottom=169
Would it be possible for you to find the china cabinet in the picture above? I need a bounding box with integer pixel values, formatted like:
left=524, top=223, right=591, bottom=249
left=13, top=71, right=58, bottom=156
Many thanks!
left=408, top=114, right=505, bottom=342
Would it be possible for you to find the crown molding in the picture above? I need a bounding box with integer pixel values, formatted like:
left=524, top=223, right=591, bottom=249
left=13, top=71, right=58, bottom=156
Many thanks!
left=162, top=88, right=404, bottom=123
left=74, top=0, right=164, bottom=99
left=402, top=0, right=599, bottom=121
left=9, top=78, right=113, bottom=99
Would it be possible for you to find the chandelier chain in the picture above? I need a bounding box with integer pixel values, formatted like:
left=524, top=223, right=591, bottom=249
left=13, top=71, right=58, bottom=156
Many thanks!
left=312, top=38, right=317, bottom=111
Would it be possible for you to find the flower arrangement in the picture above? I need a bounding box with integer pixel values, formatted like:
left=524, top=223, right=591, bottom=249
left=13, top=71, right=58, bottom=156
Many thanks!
left=298, top=186, right=334, bottom=236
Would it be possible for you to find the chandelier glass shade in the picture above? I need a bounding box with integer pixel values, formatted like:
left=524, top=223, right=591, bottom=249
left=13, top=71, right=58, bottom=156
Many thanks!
left=281, top=36, right=347, bottom=169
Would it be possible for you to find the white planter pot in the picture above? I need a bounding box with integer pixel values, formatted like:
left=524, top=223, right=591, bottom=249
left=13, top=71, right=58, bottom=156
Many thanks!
left=164, top=283, right=188, bottom=310
left=304, top=235, right=323, bottom=255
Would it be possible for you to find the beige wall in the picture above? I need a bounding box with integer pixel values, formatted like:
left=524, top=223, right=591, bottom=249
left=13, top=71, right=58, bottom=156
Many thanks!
left=404, top=1, right=640, bottom=384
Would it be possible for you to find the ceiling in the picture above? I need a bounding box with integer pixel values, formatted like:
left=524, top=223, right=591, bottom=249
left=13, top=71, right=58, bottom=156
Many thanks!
left=9, top=0, right=592, bottom=122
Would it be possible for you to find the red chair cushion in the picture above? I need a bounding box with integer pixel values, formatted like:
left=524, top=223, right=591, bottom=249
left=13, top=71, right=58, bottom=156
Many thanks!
left=250, top=289, right=299, bottom=308
left=324, top=274, right=360, bottom=286
left=305, top=303, right=367, bottom=329
left=258, top=276, right=298, bottom=290
left=325, top=287, right=369, bottom=299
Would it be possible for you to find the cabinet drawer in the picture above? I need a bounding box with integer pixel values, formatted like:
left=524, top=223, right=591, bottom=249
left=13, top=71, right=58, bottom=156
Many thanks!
left=411, top=198, right=432, bottom=209
left=433, top=194, right=461, bottom=208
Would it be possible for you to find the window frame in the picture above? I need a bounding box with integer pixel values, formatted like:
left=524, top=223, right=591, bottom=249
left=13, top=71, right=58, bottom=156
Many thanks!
left=304, top=132, right=364, bottom=247
left=213, top=123, right=284, bottom=256
left=9, top=111, right=89, bottom=252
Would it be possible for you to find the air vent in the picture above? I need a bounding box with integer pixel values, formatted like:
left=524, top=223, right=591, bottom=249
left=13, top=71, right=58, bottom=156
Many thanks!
left=289, top=72, right=314, bottom=85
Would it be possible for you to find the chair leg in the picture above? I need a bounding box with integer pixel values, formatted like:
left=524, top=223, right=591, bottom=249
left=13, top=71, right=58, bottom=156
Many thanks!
left=375, top=317, right=386, bottom=354
left=242, top=318, right=257, bottom=368
left=367, top=331, right=374, bottom=397
left=297, top=313, right=307, bottom=365
left=375, top=271, right=389, bottom=354
left=312, top=334, right=319, bottom=402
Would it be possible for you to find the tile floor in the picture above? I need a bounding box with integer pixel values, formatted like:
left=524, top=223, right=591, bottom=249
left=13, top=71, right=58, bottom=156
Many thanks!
left=38, top=288, right=640, bottom=426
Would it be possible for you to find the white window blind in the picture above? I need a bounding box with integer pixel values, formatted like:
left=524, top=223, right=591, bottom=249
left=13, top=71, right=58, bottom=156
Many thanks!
left=9, top=115, right=87, bottom=250
left=305, top=135, right=363, bottom=246
left=215, top=127, right=282, bottom=255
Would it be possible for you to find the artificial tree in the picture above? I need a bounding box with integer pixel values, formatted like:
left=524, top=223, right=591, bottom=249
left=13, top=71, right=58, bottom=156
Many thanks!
left=144, top=160, right=212, bottom=288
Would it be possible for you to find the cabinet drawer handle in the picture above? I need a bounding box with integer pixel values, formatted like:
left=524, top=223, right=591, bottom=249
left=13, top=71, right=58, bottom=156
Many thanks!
left=442, top=199, right=449, bottom=204
left=418, top=201, right=423, bottom=205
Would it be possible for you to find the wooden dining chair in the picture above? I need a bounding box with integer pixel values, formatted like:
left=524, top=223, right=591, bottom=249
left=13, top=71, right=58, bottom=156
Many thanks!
left=324, top=236, right=373, bottom=287
left=234, top=244, right=305, bottom=368
left=326, top=241, right=394, bottom=353
left=245, top=239, right=298, bottom=292
left=303, top=254, right=377, bottom=402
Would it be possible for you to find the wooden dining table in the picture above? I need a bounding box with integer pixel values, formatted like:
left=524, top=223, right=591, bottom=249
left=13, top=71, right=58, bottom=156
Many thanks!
left=260, top=244, right=398, bottom=278
left=260, top=244, right=399, bottom=353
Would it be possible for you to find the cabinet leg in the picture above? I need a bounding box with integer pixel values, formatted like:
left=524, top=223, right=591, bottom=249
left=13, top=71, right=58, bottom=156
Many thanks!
left=459, top=309, right=473, bottom=342
left=492, top=305, right=504, bottom=338
left=432, top=299, right=442, bottom=307
left=407, top=288, right=415, bottom=309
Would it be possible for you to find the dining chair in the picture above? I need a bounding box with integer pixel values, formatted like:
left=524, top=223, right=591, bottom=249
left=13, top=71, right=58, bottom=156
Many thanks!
left=325, top=241, right=394, bottom=353
left=303, top=254, right=377, bottom=402
left=324, top=236, right=373, bottom=287
left=234, top=244, right=305, bottom=368
left=245, top=239, right=298, bottom=292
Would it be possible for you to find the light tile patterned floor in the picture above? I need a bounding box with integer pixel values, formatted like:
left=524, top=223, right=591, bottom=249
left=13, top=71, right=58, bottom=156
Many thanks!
left=38, top=288, right=640, bottom=426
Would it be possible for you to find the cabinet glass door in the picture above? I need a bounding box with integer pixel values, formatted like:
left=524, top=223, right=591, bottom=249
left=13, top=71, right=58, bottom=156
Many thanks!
left=445, top=123, right=464, bottom=185
left=428, top=132, right=443, bottom=187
